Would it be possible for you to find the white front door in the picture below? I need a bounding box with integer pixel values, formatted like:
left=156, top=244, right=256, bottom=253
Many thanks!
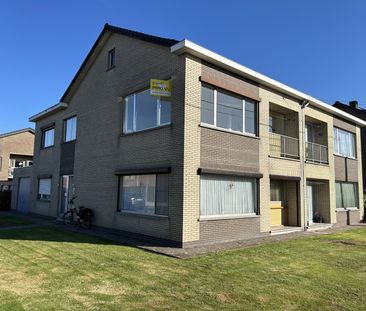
left=307, top=184, right=314, bottom=225
left=59, top=175, right=74, bottom=215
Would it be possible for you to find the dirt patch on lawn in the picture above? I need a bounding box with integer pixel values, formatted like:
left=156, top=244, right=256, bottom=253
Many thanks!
left=0, top=270, right=44, bottom=296
left=329, top=240, right=366, bottom=248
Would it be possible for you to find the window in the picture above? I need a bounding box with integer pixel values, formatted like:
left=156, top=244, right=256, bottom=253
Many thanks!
left=42, top=127, right=55, bottom=148
left=123, top=89, right=171, bottom=133
left=200, top=174, right=257, bottom=217
left=107, top=48, right=115, bottom=69
left=333, top=127, right=355, bottom=158
left=200, top=85, right=258, bottom=135
left=64, top=116, right=77, bottom=142
left=335, top=182, right=358, bottom=209
left=119, top=174, right=169, bottom=216
left=38, top=178, right=51, bottom=201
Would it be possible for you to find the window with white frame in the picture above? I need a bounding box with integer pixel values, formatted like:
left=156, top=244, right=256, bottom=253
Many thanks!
left=335, top=182, right=358, bottom=209
left=123, top=89, right=171, bottom=133
left=42, top=127, right=55, bottom=148
left=119, top=174, right=169, bottom=216
left=38, top=178, right=51, bottom=201
left=333, top=127, right=355, bottom=158
left=200, top=85, right=258, bottom=135
left=64, top=116, right=77, bottom=142
left=200, top=174, right=258, bottom=217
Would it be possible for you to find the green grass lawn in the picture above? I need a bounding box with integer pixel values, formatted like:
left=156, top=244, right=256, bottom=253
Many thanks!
left=0, top=215, right=33, bottom=228
left=0, top=225, right=365, bottom=311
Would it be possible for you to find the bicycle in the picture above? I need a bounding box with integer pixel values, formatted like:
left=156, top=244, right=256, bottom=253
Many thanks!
left=62, top=196, right=94, bottom=229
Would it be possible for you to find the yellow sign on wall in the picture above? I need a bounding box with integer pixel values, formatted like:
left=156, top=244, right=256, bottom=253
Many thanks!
left=150, top=79, right=172, bottom=97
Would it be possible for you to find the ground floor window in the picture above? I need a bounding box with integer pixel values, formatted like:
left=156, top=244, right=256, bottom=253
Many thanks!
left=38, top=178, right=51, bottom=201
left=335, top=182, right=358, bottom=209
left=200, top=174, right=257, bottom=217
left=119, top=174, right=169, bottom=216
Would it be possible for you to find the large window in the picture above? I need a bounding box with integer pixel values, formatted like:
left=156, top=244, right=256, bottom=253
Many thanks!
left=335, top=182, right=358, bottom=209
left=333, top=127, right=355, bottom=158
left=200, top=174, right=257, bottom=217
left=42, top=127, right=55, bottom=148
left=38, top=178, right=51, bottom=201
left=123, top=89, right=171, bottom=133
left=119, top=174, right=169, bottom=216
left=200, top=85, right=258, bottom=135
left=64, top=116, right=77, bottom=142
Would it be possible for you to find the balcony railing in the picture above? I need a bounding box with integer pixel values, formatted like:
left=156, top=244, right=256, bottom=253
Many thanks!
left=269, top=132, right=299, bottom=159
left=306, top=142, right=328, bottom=164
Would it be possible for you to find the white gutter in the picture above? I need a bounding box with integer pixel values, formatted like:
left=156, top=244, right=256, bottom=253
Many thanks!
left=29, top=102, right=68, bottom=122
left=171, top=40, right=366, bottom=127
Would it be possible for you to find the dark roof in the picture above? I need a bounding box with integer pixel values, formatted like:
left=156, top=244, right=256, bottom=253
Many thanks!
left=104, top=24, right=179, bottom=47
left=60, top=24, right=179, bottom=102
left=333, top=102, right=366, bottom=122
left=0, top=128, right=35, bottom=139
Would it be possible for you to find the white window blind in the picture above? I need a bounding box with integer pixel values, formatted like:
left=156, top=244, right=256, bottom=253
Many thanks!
left=38, top=178, right=51, bottom=200
left=200, top=174, right=257, bottom=217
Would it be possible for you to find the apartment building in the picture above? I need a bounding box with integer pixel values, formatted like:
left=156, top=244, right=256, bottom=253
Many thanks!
left=0, top=128, right=34, bottom=191
left=12, top=24, right=365, bottom=246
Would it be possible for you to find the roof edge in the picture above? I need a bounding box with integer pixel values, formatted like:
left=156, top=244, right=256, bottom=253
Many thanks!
left=29, top=102, right=68, bottom=122
left=171, top=40, right=366, bottom=127
left=0, top=128, right=35, bottom=138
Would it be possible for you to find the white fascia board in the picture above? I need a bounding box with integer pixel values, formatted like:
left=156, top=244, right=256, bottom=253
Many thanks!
left=29, top=102, right=68, bottom=122
left=171, top=40, right=366, bottom=127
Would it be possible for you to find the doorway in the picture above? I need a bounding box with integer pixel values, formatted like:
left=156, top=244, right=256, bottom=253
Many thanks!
left=59, top=175, right=75, bottom=215
left=307, top=181, right=330, bottom=225
left=17, top=177, right=30, bottom=213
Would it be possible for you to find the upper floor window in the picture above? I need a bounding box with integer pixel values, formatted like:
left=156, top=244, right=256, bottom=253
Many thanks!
left=201, top=85, right=258, bottom=135
left=333, top=127, right=355, bottom=158
left=64, top=116, right=77, bottom=142
left=123, top=89, right=171, bottom=134
left=107, top=48, right=115, bottom=70
left=42, top=127, right=55, bottom=148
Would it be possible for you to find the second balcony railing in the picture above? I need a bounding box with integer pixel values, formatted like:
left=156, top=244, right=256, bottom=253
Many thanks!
left=306, top=142, right=328, bottom=164
left=269, top=132, right=300, bottom=159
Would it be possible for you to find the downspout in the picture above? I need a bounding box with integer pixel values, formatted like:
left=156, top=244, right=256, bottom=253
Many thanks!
left=301, top=100, right=310, bottom=231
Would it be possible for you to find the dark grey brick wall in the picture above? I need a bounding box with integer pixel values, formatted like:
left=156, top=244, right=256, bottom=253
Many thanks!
left=199, top=217, right=264, bottom=244
left=200, top=127, right=260, bottom=173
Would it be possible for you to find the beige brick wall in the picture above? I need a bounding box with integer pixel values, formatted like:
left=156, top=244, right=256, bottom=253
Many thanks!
left=181, top=55, right=201, bottom=243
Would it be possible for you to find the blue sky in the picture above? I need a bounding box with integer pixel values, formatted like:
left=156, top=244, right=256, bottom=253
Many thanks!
left=1, top=0, right=366, bottom=133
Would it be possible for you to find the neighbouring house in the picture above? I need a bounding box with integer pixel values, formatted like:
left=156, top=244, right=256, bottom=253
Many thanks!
left=11, top=24, right=366, bottom=247
left=0, top=128, right=34, bottom=191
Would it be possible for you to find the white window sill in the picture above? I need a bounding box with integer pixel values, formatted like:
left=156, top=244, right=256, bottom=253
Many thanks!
left=333, top=153, right=356, bottom=160
left=199, top=123, right=259, bottom=139
left=122, top=123, right=171, bottom=136
left=336, top=207, right=359, bottom=212
left=200, top=214, right=259, bottom=221
left=118, top=210, right=168, bottom=219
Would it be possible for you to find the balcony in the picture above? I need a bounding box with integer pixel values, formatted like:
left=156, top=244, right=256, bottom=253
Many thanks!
left=305, top=118, right=328, bottom=165
left=306, top=141, right=328, bottom=164
left=269, top=132, right=299, bottom=159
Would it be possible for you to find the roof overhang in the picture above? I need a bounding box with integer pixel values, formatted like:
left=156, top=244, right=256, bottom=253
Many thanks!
left=171, top=40, right=366, bottom=127
left=29, top=102, right=68, bottom=122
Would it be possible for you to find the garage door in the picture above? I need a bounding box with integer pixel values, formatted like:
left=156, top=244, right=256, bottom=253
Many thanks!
left=17, top=177, right=30, bottom=213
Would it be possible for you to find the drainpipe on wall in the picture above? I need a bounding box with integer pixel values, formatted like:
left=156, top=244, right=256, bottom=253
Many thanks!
left=300, top=100, right=310, bottom=231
